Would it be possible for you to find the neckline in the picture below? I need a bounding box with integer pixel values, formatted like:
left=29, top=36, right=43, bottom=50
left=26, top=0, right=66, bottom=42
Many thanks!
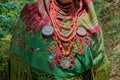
left=56, top=0, right=72, bottom=7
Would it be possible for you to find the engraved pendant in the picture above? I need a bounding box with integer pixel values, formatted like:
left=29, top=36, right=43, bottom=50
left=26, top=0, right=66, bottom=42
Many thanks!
left=42, top=25, right=54, bottom=37
left=77, top=27, right=87, bottom=37
left=59, top=57, right=71, bottom=69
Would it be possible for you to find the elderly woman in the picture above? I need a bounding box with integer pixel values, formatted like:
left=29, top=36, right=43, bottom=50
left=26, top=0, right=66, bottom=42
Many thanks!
left=10, top=0, right=110, bottom=80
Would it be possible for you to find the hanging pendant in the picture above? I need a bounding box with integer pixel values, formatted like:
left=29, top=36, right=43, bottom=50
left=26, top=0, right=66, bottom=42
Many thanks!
left=77, top=27, right=87, bottom=37
left=59, top=57, right=72, bottom=69
left=42, top=25, right=54, bottom=37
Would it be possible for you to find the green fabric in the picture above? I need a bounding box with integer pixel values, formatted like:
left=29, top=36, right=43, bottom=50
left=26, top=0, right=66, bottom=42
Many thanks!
left=10, top=18, right=106, bottom=78
left=92, top=59, right=110, bottom=80
left=9, top=54, right=110, bottom=80
left=9, top=0, right=109, bottom=79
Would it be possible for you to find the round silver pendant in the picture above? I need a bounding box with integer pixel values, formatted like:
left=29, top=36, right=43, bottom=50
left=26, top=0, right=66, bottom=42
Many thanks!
left=77, top=27, right=87, bottom=37
left=42, top=25, right=54, bottom=37
left=59, top=57, right=71, bottom=69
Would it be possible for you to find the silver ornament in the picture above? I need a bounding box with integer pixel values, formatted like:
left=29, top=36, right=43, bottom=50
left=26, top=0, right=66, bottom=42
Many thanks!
left=59, top=57, right=71, bottom=69
left=77, top=27, right=87, bottom=37
left=42, top=25, right=54, bottom=37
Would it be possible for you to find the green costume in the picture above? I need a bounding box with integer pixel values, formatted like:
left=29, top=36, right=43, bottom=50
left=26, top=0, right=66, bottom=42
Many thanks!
left=10, top=0, right=110, bottom=80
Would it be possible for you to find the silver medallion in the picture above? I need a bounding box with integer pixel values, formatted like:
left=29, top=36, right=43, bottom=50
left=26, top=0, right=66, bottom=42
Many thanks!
left=77, top=27, right=87, bottom=37
left=59, top=57, right=71, bottom=69
left=42, top=25, right=54, bottom=37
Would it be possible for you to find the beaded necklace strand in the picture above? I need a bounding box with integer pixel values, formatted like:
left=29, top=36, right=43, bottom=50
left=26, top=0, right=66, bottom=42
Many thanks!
left=49, top=0, right=78, bottom=56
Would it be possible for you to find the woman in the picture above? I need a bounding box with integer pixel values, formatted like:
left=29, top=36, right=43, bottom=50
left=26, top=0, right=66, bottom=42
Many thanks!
left=10, top=0, right=110, bottom=80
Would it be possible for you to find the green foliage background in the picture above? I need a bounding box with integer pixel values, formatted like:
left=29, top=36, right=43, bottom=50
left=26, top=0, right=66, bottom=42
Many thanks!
left=0, top=0, right=120, bottom=79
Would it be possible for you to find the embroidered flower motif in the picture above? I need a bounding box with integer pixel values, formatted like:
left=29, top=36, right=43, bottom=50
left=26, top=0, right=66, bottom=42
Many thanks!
left=13, top=25, right=18, bottom=31
left=19, top=42, right=22, bottom=47
left=16, top=39, right=19, bottom=43
left=30, top=48, right=34, bottom=52
left=26, top=26, right=31, bottom=32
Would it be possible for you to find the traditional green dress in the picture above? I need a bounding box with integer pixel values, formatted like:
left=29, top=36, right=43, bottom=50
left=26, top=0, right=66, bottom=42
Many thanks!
left=9, top=0, right=110, bottom=80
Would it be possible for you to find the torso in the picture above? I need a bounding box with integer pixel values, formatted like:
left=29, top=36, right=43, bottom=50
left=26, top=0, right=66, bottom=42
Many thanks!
left=10, top=0, right=105, bottom=78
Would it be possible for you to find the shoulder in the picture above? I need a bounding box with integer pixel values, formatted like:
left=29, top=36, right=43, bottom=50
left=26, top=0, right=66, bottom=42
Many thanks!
left=20, top=2, right=39, bottom=20
left=19, top=2, right=42, bottom=32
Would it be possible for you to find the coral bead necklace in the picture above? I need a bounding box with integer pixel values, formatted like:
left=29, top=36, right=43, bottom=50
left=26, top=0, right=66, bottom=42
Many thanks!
left=49, top=0, right=78, bottom=56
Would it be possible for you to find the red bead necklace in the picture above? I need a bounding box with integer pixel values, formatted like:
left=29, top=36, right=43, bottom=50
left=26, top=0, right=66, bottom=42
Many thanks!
left=49, top=0, right=78, bottom=56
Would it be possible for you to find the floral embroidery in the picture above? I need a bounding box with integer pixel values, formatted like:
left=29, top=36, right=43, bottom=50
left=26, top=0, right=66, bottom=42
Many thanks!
left=13, top=25, right=18, bottom=31
left=30, top=48, right=34, bottom=52
left=26, top=26, right=31, bottom=32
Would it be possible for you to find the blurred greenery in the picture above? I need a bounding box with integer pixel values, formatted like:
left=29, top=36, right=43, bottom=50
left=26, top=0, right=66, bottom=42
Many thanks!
left=0, top=0, right=36, bottom=79
left=0, top=0, right=120, bottom=80
left=94, top=0, right=120, bottom=54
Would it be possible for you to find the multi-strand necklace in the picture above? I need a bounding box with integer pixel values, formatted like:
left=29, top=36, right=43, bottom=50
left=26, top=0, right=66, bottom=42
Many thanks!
left=50, top=0, right=78, bottom=56
left=49, top=0, right=78, bottom=69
